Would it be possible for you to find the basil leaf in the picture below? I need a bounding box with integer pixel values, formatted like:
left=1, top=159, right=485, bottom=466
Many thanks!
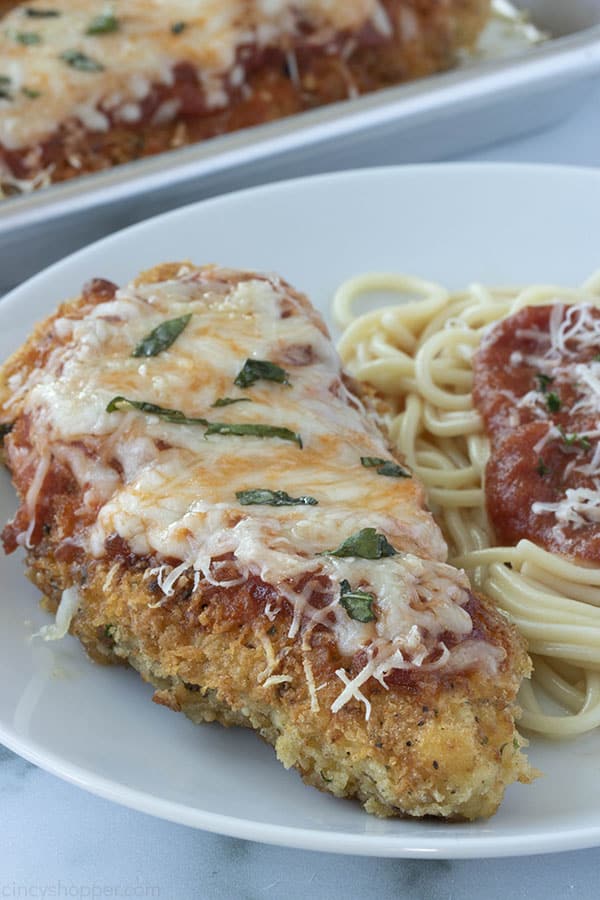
left=0, top=76, right=10, bottom=85
left=0, top=88, right=12, bottom=101
left=106, top=396, right=208, bottom=426
left=60, top=50, right=104, bottom=72
left=236, top=489, right=317, bottom=507
left=211, top=397, right=252, bottom=408
left=205, top=422, right=302, bottom=448
left=234, top=359, right=290, bottom=388
left=15, top=31, right=42, bottom=45
left=86, top=13, right=119, bottom=35
left=360, top=456, right=410, bottom=478
left=321, top=528, right=397, bottom=559
left=546, top=392, right=561, bottom=413
left=171, top=21, right=186, bottom=34
left=25, top=8, right=59, bottom=16
left=535, top=372, right=554, bottom=393
left=339, top=579, right=376, bottom=623
left=22, top=86, right=41, bottom=98
left=536, top=458, right=549, bottom=477
left=132, top=314, right=191, bottom=357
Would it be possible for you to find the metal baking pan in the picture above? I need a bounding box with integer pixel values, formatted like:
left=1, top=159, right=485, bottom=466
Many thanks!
left=1, top=0, right=600, bottom=289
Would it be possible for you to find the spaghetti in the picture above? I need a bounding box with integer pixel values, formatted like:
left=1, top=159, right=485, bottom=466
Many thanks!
left=334, top=270, right=600, bottom=738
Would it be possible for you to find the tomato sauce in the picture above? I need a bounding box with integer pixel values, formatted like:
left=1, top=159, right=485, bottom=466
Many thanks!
left=473, top=304, right=600, bottom=561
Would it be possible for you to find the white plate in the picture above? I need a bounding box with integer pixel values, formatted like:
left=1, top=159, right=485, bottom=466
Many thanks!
left=1, top=163, right=600, bottom=858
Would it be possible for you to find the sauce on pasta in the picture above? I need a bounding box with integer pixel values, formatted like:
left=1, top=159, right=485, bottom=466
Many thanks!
left=473, top=304, right=600, bottom=562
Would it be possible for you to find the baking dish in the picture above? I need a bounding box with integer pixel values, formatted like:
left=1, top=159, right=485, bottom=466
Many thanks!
left=1, top=0, right=599, bottom=288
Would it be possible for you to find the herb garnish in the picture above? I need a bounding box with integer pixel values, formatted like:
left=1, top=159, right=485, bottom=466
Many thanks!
left=25, top=7, right=59, bottom=16
left=106, top=396, right=209, bottom=426
left=106, top=397, right=302, bottom=446
left=211, top=397, right=251, bottom=408
left=205, top=422, right=302, bottom=447
left=321, top=528, right=397, bottom=559
left=60, top=49, right=104, bottom=72
left=132, top=314, right=191, bottom=357
left=0, top=422, right=14, bottom=438
left=236, top=489, right=318, bottom=506
left=339, top=579, right=376, bottom=623
left=86, top=13, right=119, bottom=35
left=15, top=31, right=42, bottom=45
left=594, top=353, right=600, bottom=362
left=171, top=21, right=186, bottom=34
left=234, top=359, right=290, bottom=389
left=536, top=458, right=549, bottom=477
left=0, top=77, right=11, bottom=101
left=535, top=372, right=554, bottom=393
left=558, top=427, right=592, bottom=452
left=22, top=86, right=41, bottom=98
left=546, top=392, right=561, bottom=413
left=360, top=456, right=410, bottom=478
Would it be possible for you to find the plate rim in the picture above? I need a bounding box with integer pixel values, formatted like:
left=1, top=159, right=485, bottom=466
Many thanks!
left=2, top=161, right=600, bottom=858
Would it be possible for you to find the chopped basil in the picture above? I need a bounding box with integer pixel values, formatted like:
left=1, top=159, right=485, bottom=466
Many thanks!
left=60, top=49, right=104, bottom=72
left=536, top=458, right=549, bottom=477
left=546, top=392, right=561, bottom=413
left=360, top=456, right=410, bottom=478
left=171, top=21, right=186, bottom=34
left=22, top=86, right=41, bottom=98
left=25, top=7, right=59, bottom=16
left=339, top=579, right=376, bottom=623
left=559, top=427, right=592, bottom=452
left=211, top=397, right=252, bottom=408
left=205, top=422, right=302, bottom=447
left=106, top=396, right=208, bottom=426
left=86, top=13, right=119, bottom=35
left=535, top=372, right=554, bottom=393
left=132, top=314, right=191, bottom=357
left=15, top=31, right=42, bottom=45
left=321, top=528, right=397, bottom=559
left=234, top=359, right=290, bottom=389
left=594, top=354, right=600, bottom=362
left=106, top=397, right=302, bottom=446
left=0, top=87, right=11, bottom=101
left=236, top=489, right=317, bottom=506
left=0, top=76, right=10, bottom=85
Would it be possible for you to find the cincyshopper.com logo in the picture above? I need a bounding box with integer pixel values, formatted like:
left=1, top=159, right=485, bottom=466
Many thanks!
left=0, top=884, right=160, bottom=899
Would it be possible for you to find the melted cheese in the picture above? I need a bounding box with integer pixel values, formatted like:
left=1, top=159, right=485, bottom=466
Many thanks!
left=8, top=264, right=503, bottom=710
left=0, top=0, right=393, bottom=150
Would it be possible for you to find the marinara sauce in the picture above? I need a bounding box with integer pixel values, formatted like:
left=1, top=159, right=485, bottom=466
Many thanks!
left=473, top=303, right=600, bottom=562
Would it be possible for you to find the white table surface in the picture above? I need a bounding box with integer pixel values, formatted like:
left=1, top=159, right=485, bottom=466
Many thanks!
left=1, top=76, right=600, bottom=900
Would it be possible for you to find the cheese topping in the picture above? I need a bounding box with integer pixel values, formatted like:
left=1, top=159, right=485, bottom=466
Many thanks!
left=0, top=0, right=393, bottom=150
left=5, top=265, right=503, bottom=710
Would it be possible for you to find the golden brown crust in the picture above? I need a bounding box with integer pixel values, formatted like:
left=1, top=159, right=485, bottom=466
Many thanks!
left=28, top=547, right=532, bottom=820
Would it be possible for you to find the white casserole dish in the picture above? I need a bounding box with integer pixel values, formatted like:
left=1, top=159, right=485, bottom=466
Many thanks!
left=0, top=0, right=599, bottom=288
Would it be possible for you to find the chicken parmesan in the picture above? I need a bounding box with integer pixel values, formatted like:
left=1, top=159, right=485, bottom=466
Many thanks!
left=0, top=0, right=491, bottom=197
left=0, top=263, right=531, bottom=819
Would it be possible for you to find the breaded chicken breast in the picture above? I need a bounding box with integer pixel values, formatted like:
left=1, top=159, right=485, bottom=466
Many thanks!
left=0, top=263, right=532, bottom=818
left=1, top=0, right=490, bottom=195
